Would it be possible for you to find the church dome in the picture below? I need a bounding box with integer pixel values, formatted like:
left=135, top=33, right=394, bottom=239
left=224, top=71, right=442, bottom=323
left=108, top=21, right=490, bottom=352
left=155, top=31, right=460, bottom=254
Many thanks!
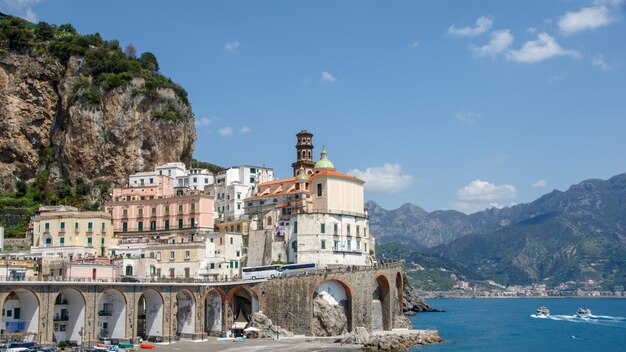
left=295, top=166, right=310, bottom=182
left=314, top=147, right=335, bottom=170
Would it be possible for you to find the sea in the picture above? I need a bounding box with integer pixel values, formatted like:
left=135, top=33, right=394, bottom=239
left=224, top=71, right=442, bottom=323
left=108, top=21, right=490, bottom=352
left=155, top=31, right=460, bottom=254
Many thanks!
left=408, top=298, right=626, bottom=352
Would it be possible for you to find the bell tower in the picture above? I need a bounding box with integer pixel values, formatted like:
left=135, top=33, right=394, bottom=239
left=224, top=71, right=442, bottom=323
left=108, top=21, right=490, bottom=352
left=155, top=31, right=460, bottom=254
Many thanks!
left=292, top=130, right=315, bottom=176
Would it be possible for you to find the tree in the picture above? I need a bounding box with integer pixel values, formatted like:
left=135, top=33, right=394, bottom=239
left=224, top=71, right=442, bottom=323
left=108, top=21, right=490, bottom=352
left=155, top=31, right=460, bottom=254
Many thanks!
left=15, top=180, right=28, bottom=197
left=125, top=43, right=136, bottom=59
left=139, top=52, right=159, bottom=72
left=58, top=23, right=76, bottom=34
left=35, top=22, right=55, bottom=41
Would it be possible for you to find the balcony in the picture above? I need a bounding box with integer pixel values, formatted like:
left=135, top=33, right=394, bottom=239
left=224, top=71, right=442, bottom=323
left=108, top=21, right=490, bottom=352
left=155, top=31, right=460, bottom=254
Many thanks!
left=54, top=314, right=69, bottom=321
left=98, top=310, right=113, bottom=317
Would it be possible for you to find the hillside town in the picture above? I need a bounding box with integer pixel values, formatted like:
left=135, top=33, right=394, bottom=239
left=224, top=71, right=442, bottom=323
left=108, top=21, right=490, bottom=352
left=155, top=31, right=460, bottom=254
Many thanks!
left=0, top=131, right=377, bottom=283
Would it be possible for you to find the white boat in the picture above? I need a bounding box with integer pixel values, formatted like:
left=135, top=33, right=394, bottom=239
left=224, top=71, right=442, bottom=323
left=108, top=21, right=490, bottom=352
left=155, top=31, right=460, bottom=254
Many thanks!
left=536, top=306, right=550, bottom=316
left=576, top=308, right=591, bottom=317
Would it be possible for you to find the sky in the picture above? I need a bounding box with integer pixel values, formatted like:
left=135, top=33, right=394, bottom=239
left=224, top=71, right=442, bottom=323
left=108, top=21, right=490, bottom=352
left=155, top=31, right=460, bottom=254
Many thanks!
left=2, top=0, right=625, bottom=213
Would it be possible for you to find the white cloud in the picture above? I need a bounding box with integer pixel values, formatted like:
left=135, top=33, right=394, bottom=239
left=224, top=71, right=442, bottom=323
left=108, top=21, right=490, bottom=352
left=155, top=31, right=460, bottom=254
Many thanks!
left=1, top=0, right=41, bottom=22
left=527, top=27, right=538, bottom=34
left=493, top=153, right=511, bottom=164
left=471, top=29, right=514, bottom=57
left=321, top=71, right=337, bottom=83
left=455, top=112, right=482, bottom=123
left=409, top=41, right=420, bottom=48
left=240, top=126, right=252, bottom=133
left=457, top=180, right=517, bottom=202
left=506, top=33, right=577, bottom=63
left=195, top=117, right=214, bottom=127
left=224, top=41, right=241, bottom=53
left=591, top=54, right=610, bottom=70
left=348, top=163, right=413, bottom=193
left=532, top=179, right=548, bottom=188
left=453, top=201, right=506, bottom=214
left=218, top=127, right=233, bottom=137
left=558, top=6, right=614, bottom=34
left=448, top=16, right=493, bottom=37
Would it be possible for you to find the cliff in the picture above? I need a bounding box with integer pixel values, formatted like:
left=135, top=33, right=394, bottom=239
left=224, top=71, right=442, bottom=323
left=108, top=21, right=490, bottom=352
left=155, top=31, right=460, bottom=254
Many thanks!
left=0, top=16, right=196, bottom=192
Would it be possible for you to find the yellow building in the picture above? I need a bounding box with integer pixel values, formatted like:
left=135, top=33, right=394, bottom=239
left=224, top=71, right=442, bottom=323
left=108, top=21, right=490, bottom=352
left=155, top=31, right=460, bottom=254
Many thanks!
left=31, top=207, right=115, bottom=260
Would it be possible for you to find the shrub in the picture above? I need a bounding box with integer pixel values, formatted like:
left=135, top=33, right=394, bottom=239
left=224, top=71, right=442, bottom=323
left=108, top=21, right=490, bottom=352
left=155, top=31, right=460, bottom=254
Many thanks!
left=35, top=22, right=55, bottom=41
left=15, top=180, right=28, bottom=197
left=139, top=52, right=159, bottom=73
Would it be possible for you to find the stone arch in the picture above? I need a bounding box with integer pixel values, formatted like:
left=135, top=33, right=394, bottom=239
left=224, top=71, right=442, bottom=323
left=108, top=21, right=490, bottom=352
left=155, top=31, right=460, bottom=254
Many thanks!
left=373, top=274, right=392, bottom=331
left=137, top=289, right=165, bottom=339
left=266, top=216, right=273, bottom=226
left=0, top=288, right=41, bottom=343
left=226, top=286, right=259, bottom=334
left=52, top=288, right=87, bottom=345
left=203, top=288, right=226, bottom=336
left=97, top=288, right=127, bottom=339
left=395, top=272, right=403, bottom=316
left=175, top=289, right=196, bottom=337
left=310, top=278, right=353, bottom=336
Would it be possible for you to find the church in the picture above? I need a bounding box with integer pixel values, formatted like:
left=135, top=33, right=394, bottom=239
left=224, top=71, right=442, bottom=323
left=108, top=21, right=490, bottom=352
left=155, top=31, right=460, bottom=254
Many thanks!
left=245, top=130, right=376, bottom=267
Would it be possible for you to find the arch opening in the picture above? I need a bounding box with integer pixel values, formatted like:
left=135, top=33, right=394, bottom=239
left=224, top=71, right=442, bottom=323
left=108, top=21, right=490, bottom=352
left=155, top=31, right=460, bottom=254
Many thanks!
left=395, top=272, right=403, bottom=317
left=53, top=288, right=85, bottom=344
left=137, top=289, right=164, bottom=339
left=175, top=290, right=196, bottom=337
left=204, top=290, right=223, bottom=336
left=372, top=275, right=392, bottom=331
left=1, top=289, right=39, bottom=342
left=98, top=289, right=127, bottom=339
left=312, top=280, right=352, bottom=336
left=230, top=287, right=259, bottom=336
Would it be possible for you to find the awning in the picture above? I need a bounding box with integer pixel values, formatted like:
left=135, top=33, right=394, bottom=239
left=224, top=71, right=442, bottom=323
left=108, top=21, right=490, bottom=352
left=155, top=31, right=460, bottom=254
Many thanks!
left=232, top=322, right=247, bottom=330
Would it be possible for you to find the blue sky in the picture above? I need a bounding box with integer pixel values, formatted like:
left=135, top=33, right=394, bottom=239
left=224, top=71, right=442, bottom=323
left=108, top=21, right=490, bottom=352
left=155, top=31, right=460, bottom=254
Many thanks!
left=3, top=0, right=625, bottom=213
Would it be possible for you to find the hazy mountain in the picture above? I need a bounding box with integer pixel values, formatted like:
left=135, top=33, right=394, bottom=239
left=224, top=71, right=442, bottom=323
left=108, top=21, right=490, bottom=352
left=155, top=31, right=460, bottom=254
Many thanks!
left=372, top=173, right=626, bottom=287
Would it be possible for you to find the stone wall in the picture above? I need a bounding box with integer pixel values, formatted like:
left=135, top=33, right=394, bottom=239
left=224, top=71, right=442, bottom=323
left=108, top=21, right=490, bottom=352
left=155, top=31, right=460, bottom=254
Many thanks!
left=257, top=262, right=404, bottom=335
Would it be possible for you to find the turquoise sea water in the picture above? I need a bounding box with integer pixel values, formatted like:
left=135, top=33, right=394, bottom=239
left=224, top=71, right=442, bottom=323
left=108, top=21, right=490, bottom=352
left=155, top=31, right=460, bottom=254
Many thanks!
left=409, top=298, right=626, bottom=352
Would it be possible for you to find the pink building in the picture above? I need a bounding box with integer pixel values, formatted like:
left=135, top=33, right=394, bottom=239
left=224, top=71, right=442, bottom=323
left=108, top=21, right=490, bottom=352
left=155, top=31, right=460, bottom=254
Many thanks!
left=106, top=176, right=215, bottom=240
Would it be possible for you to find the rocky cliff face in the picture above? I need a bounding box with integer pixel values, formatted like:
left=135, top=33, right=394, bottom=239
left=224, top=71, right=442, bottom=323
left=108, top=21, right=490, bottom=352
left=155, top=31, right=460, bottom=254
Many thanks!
left=0, top=52, right=196, bottom=191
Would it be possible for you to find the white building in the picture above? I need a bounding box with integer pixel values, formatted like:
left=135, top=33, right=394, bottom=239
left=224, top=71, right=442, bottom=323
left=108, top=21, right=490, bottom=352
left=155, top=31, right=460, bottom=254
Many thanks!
left=128, top=162, right=215, bottom=190
left=209, top=165, right=274, bottom=222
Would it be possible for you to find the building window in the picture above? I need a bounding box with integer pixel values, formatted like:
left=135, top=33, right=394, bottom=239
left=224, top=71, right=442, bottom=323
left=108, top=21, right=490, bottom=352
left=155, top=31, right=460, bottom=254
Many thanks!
left=250, top=168, right=256, bottom=173
left=347, top=224, right=351, bottom=236
left=357, top=241, right=361, bottom=251
left=204, top=178, right=209, bottom=184
left=138, top=208, right=143, bottom=217
left=75, top=222, right=78, bottom=230
left=210, top=263, right=215, bottom=269
left=185, top=250, right=190, bottom=260
left=347, top=240, right=352, bottom=251
left=164, top=206, right=169, bottom=216
left=156, top=252, right=161, bottom=260
left=191, top=204, right=196, bottom=213
left=364, top=227, right=367, bottom=237
left=291, top=240, right=297, bottom=252
left=320, top=223, right=325, bottom=234
left=151, top=207, right=156, bottom=216
left=60, top=237, right=65, bottom=246
left=138, top=221, right=143, bottom=231
left=236, top=250, right=240, bottom=257
left=101, top=222, right=105, bottom=230
left=125, top=265, right=133, bottom=276
left=87, top=237, right=93, bottom=246
left=237, top=224, right=241, bottom=232
left=169, top=268, right=175, bottom=278
left=123, top=209, right=128, bottom=218
left=44, top=222, right=50, bottom=231
left=334, top=223, right=338, bottom=235
left=294, top=221, right=298, bottom=233
left=237, top=203, right=241, bottom=210
left=250, top=176, right=255, bottom=183
left=122, top=222, right=128, bottom=232
left=317, top=183, right=323, bottom=197
left=334, top=240, right=339, bottom=251
left=170, top=251, right=175, bottom=260
left=191, top=218, right=195, bottom=228
left=230, top=237, right=233, bottom=245
left=164, top=220, right=170, bottom=230
left=321, top=240, right=326, bottom=249
left=150, top=221, right=156, bottom=231
left=88, top=222, right=93, bottom=231
left=60, top=222, right=65, bottom=231
left=178, top=219, right=183, bottom=229
left=178, top=204, right=183, bottom=214
left=149, top=178, right=153, bottom=184
left=357, top=225, right=360, bottom=237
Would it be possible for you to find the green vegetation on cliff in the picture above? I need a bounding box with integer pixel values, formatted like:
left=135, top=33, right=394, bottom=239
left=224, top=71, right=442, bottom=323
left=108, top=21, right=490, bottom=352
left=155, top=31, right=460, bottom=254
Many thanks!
left=0, top=13, right=189, bottom=109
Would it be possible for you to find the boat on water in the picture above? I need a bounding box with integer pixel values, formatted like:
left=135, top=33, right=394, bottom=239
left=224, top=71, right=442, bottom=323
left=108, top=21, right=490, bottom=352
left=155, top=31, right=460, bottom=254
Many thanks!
left=536, top=306, right=550, bottom=316
left=576, top=308, right=592, bottom=318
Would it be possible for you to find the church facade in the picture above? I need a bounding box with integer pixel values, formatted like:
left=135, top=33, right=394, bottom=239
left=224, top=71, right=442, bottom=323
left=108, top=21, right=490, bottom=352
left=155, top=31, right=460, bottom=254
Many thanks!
left=245, top=130, right=375, bottom=267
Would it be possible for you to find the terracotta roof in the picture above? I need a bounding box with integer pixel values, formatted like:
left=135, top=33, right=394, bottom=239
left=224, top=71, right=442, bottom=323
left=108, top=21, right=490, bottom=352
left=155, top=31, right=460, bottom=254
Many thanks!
left=275, top=202, right=289, bottom=208
left=310, top=169, right=365, bottom=183
left=257, top=177, right=296, bottom=187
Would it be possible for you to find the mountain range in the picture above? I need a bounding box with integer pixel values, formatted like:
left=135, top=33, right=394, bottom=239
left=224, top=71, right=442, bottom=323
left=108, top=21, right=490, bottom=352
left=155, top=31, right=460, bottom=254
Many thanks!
left=371, top=173, right=626, bottom=287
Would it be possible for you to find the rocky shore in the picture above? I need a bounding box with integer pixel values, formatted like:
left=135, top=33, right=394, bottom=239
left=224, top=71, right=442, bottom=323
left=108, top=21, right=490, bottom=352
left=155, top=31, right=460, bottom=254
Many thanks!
left=342, top=328, right=443, bottom=351
left=403, top=281, right=445, bottom=314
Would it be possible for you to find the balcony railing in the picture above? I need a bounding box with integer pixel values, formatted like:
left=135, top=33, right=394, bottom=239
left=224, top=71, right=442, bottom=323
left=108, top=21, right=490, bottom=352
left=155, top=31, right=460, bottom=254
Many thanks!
left=98, top=310, right=113, bottom=317
left=54, top=314, right=69, bottom=321
left=115, top=225, right=197, bottom=233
